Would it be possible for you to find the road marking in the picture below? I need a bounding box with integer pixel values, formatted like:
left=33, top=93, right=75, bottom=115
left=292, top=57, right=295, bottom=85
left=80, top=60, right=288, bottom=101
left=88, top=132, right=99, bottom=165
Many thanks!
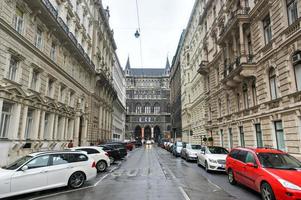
left=94, top=174, right=109, bottom=186
left=207, top=178, right=222, bottom=190
left=178, top=186, right=191, bottom=200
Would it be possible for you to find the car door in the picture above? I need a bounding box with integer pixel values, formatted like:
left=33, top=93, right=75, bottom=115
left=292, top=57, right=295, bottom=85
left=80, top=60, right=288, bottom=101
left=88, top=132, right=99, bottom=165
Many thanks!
left=199, top=147, right=206, bottom=165
left=243, top=152, right=260, bottom=190
left=46, top=154, right=70, bottom=187
left=234, top=150, right=248, bottom=185
left=10, top=155, right=49, bottom=194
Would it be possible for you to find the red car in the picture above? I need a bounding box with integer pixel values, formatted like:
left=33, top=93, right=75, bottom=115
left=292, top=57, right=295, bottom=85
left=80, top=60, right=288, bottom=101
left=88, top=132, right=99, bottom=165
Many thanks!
left=226, top=147, right=301, bottom=200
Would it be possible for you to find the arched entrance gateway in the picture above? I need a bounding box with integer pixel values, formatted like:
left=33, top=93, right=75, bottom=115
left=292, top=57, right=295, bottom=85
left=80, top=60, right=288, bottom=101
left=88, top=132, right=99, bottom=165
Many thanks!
left=154, top=126, right=161, bottom=142
left=144, top=126, right=151, bottom=140
left=134, top=126, right=142, bottom=139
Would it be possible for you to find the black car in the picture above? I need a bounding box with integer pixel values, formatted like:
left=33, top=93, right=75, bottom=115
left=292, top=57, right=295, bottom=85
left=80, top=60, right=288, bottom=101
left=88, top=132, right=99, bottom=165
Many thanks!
left=99, top=145, right=122, bottom=163
left=132, top=140, right=142, bottom=147
left=105, top=143, right=127, bottom=158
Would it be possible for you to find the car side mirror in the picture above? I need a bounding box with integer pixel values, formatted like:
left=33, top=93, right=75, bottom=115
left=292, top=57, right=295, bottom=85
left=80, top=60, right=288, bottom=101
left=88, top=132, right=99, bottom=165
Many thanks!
left=246, top=162, right=258, bottom=168
left=21, top=165, right=28, bottom=171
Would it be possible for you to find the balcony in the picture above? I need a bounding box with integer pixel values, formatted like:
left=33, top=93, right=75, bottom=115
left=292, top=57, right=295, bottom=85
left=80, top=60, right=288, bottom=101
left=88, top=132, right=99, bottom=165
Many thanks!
left=218, top=7, right=250, bottom=44
left=222, top=55, right=256, bottom=87
left=197, top=61, right=209, bottom=75
left=24, top=0, right=96, bottom=72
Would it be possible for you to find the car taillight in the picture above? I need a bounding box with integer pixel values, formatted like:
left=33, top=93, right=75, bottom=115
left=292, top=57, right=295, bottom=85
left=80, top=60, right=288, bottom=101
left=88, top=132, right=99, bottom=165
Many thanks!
left=92, top=161, right=96, bottom=168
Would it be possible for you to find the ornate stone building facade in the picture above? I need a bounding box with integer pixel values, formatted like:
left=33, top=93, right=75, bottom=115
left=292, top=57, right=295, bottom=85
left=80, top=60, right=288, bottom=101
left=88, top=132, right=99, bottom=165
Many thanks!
left=180, top=0, right=301, bottom=158
left=125, top=58, right=171, bottom=142
left=112, top=52, right=126, bottom=141
left=0, top=0, right=117, bottom=166
left=170, top=30, right=185, bottom=140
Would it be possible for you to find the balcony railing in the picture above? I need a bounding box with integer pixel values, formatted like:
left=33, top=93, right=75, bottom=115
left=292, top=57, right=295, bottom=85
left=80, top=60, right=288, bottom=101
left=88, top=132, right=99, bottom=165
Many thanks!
left=42, top=0, right=96, bottom=70
left=223, top=55, right=254, bottom=78
left=219, top=7, right=250, bottom=38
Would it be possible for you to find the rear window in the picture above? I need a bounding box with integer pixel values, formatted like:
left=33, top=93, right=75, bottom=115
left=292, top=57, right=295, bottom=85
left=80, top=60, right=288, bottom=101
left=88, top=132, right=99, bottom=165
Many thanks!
left=54, top=153, right=88, bottom=163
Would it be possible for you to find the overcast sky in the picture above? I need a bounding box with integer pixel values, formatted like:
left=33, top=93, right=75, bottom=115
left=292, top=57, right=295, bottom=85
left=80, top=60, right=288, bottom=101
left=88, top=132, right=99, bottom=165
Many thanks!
left=102, top=0, right=195, bottom=69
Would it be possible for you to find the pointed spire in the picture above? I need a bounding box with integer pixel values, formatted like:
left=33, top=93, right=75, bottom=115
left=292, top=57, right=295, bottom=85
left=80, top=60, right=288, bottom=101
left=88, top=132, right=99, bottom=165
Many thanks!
left=165, top=57, right=170, bottom=69
left=125, top=56, right=131, bottom=69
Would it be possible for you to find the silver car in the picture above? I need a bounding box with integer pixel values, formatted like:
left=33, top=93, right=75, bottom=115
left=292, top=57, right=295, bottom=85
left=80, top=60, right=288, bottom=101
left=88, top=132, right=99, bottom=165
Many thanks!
left=181, top=144, right=202, bottom=161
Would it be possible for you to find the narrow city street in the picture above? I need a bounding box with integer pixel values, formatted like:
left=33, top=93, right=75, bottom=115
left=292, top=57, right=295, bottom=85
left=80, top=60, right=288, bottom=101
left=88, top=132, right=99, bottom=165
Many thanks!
left=6, top=145, right=262, bottom=200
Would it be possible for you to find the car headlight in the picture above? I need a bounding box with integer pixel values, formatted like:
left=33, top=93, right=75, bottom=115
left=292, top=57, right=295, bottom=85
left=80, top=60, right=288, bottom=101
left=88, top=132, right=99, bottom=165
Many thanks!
left=279, top=179, right=301, bottom=191
left=208, top=158, right=217, bottom=163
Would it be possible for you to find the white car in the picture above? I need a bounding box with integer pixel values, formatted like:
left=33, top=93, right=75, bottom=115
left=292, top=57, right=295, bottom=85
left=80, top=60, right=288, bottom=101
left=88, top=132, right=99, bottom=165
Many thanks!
left=197, top=146, right=229, bottom=172
left=0, top=151, right=97, bottom=199
left=71, top=146, right=110, bottom=172
left=146, top=140, right=152, bottom=145
left=181, top=144, right=202, bottom=161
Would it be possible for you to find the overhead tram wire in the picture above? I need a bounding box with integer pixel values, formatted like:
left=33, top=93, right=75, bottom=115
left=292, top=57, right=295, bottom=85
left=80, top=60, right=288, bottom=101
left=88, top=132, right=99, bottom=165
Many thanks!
left=135, top=0, right=143, bottom=76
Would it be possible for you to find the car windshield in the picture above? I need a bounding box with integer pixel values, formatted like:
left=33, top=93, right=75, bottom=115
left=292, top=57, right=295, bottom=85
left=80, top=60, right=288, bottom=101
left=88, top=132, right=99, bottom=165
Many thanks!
left=207, top=147, right=229, bottom=154
left=258, top=153, right=301, bottom=169
left=5, top=156, right=33, bottom=170
left=191, top=145, right=202, bottom=150
left=177, top=142, right=183, bottom=147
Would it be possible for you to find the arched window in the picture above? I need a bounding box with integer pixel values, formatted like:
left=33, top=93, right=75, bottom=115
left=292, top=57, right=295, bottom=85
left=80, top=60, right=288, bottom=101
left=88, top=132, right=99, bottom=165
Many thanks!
left=226, top=94, right=231, bottom=115
left=269, top=67, right=278, bottom=100
left=144, top=103, right=151, bottom=114
left=243, top=83, right=249, bottom=109
left=136, top=103, right=142, bottom=114
left=252, top=80, right=257, bottom=106
left=293, top=51, right=301, bottom=91
left=218, top=99, right=222, bottom=117
left=154, top=103, right=160, bottom=114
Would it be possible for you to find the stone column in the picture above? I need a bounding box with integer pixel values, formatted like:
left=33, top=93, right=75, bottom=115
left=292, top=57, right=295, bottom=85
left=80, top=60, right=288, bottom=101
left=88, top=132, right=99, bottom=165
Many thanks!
left=20, top=106, right=28, bottom=140
left=232, top=32, right=237, bottom=58
left=10, top=103, right=21, bottom=140
left=73, top=114, right=81, bottom=146
left=53, top=115, right=58, bottom=140
left=141, top=127, right=144, bottom=139
left=151, top=127, right=154, bottom=139
left=99, top=105, right=103, bottom=136
left=40, top=111, right=46, bottom=140
left=48, top=113, right=55, bottom=140
left=239, top=22, right=246, bottom=63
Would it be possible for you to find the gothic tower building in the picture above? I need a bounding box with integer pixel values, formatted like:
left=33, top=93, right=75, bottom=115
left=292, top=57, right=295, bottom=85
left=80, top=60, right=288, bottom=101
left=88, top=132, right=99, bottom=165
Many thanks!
left=125, top=58, right=171, bottom=141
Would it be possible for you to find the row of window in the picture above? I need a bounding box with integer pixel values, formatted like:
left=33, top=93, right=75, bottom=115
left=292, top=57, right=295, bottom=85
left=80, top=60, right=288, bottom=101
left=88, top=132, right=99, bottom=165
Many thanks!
left=0, top=101, right=75, bottom=140
left=219, top=121, right=285, bottom=151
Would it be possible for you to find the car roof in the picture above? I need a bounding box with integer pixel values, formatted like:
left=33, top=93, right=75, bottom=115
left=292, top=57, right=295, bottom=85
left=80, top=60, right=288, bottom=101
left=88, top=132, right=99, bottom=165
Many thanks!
left=232, top=147, right=285, bottom=154
left=29, top=150, right=86, bottom=157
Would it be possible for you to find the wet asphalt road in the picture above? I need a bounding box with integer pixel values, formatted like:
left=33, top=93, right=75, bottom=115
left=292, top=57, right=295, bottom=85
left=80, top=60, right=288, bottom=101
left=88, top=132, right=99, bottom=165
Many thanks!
left=7, top=145, right=261, bottom=200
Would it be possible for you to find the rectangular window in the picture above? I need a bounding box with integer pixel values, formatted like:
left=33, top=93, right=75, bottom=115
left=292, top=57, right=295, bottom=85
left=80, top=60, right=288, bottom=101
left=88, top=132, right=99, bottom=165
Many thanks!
left=287, top=0, right=298, bottom=25
left=14, top=8, right=24, bottom=33
left=59, top=85, right=66, bottom=102
left=0, top=102, right=12, bottom=138
left=220, top=129, right=224, bottom=147
left=35, top=28, right=43, bottom=49
left=294, top=63, right=301, bottom=91
left=263, top=15, right=272, bottom=44
left=8, top=56, right=18, bottom=81
left=44, top=113, right=49, bottom=139
left=47, top=78, right=54, bottom=97
left=239, top=126, right=245, bottom=147
left=30, top=69, right=39, bottom=91
left=274, top=121, right=286, bottom=151
left=50, top=42, right=56, bottom=61
left=25, top=109, right=34, bottom=139
left=229, top=128, right=233, bottom=148
left=70, top=91, right=75, bottom=107
left=255, top=123, right=263, bottom=147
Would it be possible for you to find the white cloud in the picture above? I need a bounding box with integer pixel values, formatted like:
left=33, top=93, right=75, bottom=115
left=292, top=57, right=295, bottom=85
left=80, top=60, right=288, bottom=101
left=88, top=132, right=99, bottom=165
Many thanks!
left=102, top=0, right=195, bottom=69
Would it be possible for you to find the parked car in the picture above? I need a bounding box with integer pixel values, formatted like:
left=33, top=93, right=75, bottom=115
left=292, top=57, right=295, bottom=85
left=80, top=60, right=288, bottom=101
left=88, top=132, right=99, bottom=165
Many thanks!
left=146, top=140, right=152, bottom=145
left=123, top=142, right=134, bottom=151
left=0, top=151, right=96, bottom=199
left=172, top=141, right=183, bottom=156
left=197, top=146, right=229, bottom=172
left=105, top=143, right=127, bottom=158
left=181, top=144, right=202, bottom=161
left=99, top=145, right=122, bottom=163
left=70, top=146, right=110, bottom=172
left=226, top=147, right=301, bottom=200
left=133, top=140, right=142, bottom=147
left=168, top=143, right=174, bottom=153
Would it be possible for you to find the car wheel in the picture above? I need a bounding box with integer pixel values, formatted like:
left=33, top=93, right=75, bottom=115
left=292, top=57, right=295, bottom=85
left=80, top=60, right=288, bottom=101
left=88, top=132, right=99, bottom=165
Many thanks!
left=228, top=169, right=236, bottom=185
left=205, top=161, right=210, bottom=173
left=96, top=160, right=107, bottom=172
left=68, top=171, right=86, bottom=189
left=109, top=157, right=115, bottom=164
left=261, top=182, right=275, bottom=200
left=197, top=159, right=201, bottom=167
